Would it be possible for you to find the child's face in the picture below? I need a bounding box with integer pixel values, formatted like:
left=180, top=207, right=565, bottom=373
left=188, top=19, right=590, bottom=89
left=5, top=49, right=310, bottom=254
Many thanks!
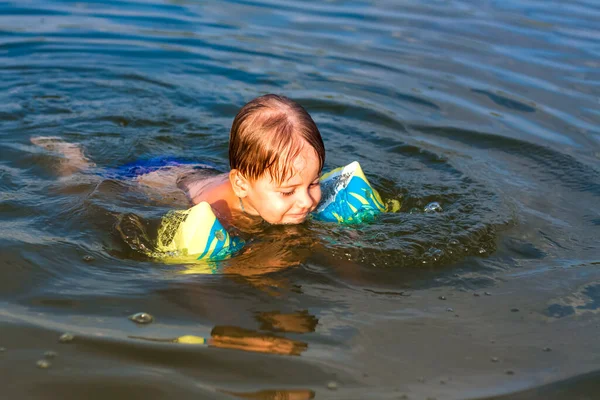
left=246, top=146, right=322, bottom=225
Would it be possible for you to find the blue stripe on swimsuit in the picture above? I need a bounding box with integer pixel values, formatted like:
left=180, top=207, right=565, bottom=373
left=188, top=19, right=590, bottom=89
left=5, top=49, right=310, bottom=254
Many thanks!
left=106, top=157, right=217, bottom=179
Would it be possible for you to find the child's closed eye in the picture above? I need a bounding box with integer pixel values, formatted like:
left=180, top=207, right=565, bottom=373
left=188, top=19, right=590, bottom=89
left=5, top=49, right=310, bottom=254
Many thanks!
left=279, top=181, right=319, bottom=196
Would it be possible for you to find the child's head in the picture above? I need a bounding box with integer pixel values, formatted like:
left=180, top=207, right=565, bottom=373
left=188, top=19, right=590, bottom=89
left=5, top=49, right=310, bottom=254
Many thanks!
left=229, top=94, right=325, bottom=224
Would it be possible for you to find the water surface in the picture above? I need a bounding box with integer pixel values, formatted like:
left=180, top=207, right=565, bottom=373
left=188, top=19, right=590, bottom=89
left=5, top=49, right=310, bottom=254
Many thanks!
left=1, top=0, right=600, bottom=399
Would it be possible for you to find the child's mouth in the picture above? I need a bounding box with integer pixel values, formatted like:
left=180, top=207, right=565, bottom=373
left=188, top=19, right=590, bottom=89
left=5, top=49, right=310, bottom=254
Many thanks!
left=287, top=212, right=308, bottom=220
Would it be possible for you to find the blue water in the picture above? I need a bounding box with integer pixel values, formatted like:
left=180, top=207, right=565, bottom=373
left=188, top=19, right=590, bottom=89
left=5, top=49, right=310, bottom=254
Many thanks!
left=1, top=0, right=599, bottom=399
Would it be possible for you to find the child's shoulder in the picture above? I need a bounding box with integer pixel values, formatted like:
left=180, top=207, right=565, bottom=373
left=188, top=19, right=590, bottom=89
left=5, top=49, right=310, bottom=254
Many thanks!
left=185, top=172, right=230, bottom=206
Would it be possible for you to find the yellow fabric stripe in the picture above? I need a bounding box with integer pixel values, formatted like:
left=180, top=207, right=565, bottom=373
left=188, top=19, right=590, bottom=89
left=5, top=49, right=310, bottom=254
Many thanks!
left=332, top=212, right=343, bottom=223
left=371, top=190, right=386, bottom=211
left=349, top=192, right=369, bottom=205
left=206, top=237, right=218, bottom=257
left=320, top=165, right=344, bottom=181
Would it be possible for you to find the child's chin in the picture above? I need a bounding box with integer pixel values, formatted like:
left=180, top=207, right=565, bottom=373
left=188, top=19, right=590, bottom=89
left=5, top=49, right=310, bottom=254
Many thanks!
left=281, top=214, right=308, bottom=224
left=263, top=213, right=309, bottom=225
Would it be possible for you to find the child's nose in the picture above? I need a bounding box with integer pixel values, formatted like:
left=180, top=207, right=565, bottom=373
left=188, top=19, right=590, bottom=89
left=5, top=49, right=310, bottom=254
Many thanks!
left=296, top=189, right=314, bottom=209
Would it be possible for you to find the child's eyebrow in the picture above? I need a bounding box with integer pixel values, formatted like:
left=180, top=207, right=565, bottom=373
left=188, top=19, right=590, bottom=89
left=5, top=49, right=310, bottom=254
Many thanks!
left=278, top=181, right=302, bottom=189
left=278, top=176, right=320, bottom=188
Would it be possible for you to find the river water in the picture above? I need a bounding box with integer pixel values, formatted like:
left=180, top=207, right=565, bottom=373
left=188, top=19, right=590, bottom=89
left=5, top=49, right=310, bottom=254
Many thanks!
left=1, top=0, right=599, bottom=399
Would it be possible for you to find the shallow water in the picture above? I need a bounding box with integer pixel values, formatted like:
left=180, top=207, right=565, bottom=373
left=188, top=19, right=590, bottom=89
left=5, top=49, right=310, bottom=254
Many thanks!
left=1, top=0, right=600, bottom=399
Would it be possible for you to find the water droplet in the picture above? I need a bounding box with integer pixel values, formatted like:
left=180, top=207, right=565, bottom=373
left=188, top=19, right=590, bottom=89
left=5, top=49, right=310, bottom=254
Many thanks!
left=543, top=347, right=552, bottom=352
left=425, top=247, right=444, bottom=262
left=129, top=312, right=154, bottom=324
left=505, top=369, right=515, bottom=375
left=82, top=255, right=94, bottom=262
left=490, top=357, right=499, bottom=363
left=36, top=359, right=51, bottom=369
left=215, top=229, right=225, bottom=241
left=326, top=381, right=338, bottom=390
left=511, top=308, right=520, bottom=312
left=0, top=347, right=5, bottom=352
left=59, top=333, right=74, bottom=343
left=484, top=292, right=492, bottom=296
left=473, top=293, right=480, bottom=297
left=448, top=239, right=459, bottom=246
left=375, top=232, right=387, bottom=242
left=478, top=248, right=486, bottom=254
left=438, top=295, right=447, bottom=300
left=44, top=351, right=57, bottom=359
left=417, top=377, right=425, bottom=383
left=424, top=202, right=442, bottom=213
left=446, top=307, right=454, bottom=312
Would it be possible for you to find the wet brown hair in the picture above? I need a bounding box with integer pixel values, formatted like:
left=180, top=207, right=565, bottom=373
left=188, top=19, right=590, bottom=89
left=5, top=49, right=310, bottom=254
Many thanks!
left=229, top=94, right=325, bottom=184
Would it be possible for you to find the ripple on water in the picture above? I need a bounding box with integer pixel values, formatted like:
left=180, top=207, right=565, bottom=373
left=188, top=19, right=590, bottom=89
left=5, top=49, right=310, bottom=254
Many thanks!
left=0, top=0, right=599, bottom=397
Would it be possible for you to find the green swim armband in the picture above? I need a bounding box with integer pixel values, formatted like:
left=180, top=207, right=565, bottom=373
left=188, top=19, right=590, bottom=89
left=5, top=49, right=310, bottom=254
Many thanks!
left=155, top=201, right=243, bottom=262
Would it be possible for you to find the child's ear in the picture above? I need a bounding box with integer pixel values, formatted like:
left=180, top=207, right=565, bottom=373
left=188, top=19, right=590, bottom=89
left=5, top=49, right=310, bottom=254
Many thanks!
left=229, top=169, right=249, bottom=197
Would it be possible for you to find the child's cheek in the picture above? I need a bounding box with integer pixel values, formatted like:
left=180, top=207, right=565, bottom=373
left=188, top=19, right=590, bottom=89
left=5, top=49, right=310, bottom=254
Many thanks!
left=268, top=192, right=286, bottom=210
left=273, top=197, right=291, bottom=220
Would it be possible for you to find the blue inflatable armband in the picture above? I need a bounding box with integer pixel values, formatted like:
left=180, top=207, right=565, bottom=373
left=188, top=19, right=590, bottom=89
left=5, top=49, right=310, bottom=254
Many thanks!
left=314, top=161, right=388, bottom=224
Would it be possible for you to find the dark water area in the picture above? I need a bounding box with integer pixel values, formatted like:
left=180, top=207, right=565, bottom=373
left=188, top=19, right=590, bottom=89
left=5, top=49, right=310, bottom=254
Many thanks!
left=1, top=0, right=600, bottom=399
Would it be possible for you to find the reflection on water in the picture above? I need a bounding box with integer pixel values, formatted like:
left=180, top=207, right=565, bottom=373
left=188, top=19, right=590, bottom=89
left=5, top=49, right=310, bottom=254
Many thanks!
left=130, top=310, right=316, bottom=357
left=2, top=0, right=600, bottom=399
left=210, top=325, right=308, bottom=356
left=220, top=388, right=315, bottom=400
left=256, top=310, right=318, bottom=333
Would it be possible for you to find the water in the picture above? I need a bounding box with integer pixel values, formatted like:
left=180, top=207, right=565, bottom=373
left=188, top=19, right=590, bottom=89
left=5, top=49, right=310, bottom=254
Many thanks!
left=1, top=0, right=599, bottom=398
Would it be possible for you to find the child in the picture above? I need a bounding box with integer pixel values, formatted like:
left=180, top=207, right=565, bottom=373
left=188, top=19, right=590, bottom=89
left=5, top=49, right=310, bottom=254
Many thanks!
left=184, top=94, right=325, bottom=229
left=32, top=94, right=326, bottom=233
